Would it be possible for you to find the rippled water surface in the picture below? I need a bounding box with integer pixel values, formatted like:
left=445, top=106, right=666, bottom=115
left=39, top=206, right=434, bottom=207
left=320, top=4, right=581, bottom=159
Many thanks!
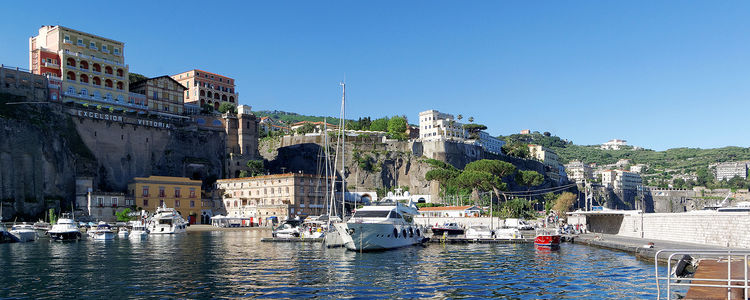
left=0, top=230, right=670, bottom=299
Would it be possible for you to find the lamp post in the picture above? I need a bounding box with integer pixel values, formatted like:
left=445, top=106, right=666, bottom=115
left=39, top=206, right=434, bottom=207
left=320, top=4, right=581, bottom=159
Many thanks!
left=637, top=184, right=644, bottom=238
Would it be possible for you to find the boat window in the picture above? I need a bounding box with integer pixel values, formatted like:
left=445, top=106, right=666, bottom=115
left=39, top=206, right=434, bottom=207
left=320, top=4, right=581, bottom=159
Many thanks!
left=353, top=210, right=391, bottom=218
left=388, top=211, right=403, bottom=219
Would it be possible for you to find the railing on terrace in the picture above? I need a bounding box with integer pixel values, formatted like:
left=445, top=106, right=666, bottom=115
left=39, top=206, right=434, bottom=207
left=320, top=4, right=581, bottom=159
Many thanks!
left=1, top=64, right=32, bottom=73
left=655, top=249, right=750, bottom=300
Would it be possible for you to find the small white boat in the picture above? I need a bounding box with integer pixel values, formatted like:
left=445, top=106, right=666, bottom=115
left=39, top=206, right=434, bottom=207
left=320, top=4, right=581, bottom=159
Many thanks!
left=465, top=226, right=494, bottom=239
left=273, top=219, right=302, bottom=238
left=10, top=223, right=37, bottom=242
left=88, top=222, right=115, bottom=240
left=494, top=228, right=522, bottom=239
left=117, top=227, right=129, bottom=238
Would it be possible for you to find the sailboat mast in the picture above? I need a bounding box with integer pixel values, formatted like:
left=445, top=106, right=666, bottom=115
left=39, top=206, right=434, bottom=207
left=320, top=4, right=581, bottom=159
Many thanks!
left=339, top=81, right=346, bottom=219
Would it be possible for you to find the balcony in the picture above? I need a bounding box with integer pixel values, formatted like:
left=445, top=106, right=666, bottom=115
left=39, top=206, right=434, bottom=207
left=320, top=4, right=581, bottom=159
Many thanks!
left=63, top=40, right=72, bottom=44
left=65, top=65, right=76, bottom=70
left=92, top=70, right=101, bottom=75
left=89, top=45, right=98, bottom=50
left=102, top=49, right=109, bottom=54
left=43, top=62, right=60, bottom=69
left=77, top=42, right=84, bottom=47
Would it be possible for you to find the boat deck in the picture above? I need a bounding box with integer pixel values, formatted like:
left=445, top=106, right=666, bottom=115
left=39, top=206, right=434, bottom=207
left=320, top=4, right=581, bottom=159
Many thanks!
left=685, top=259, right=750, bottom=300
left=261, top=237, right=324, bottom=243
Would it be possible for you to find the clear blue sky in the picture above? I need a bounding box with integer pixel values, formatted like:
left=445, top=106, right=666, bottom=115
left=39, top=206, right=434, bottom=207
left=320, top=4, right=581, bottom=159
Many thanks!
left=2, top=1, right=749, bottom=151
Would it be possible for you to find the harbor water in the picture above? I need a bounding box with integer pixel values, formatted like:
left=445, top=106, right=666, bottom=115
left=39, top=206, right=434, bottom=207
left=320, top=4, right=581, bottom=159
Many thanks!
left=1, top=230, right=673, bottom=299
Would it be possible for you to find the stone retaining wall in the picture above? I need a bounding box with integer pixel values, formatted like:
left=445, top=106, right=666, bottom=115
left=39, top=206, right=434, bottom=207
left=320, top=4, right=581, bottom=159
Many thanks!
left=616, top=212, right=750, bottom=248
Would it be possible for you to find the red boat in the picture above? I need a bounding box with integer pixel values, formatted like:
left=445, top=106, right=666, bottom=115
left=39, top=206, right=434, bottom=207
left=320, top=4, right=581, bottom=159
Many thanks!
left=534, top=229, right=561, bottom=248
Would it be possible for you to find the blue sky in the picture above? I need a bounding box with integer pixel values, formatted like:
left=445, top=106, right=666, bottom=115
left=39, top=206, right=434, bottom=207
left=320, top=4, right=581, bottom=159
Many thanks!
left=1, top=1, right=749, bottom=150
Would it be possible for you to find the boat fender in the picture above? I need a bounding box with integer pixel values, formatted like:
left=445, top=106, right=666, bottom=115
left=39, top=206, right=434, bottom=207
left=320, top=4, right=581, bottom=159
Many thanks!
left=347, top=228, right=355, bottom=235
left=672, top=255, right=693, bottom=278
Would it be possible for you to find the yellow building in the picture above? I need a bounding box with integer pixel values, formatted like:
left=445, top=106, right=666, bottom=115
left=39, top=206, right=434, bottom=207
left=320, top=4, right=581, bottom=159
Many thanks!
left=129, top=76, right=187, bottom=116
left=29, top=25, right=135, bottom=110
left=127, top=176, right=206, bottom=224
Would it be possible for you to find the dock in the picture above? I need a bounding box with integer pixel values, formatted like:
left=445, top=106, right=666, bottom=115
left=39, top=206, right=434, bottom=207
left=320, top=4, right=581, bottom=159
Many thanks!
left=684, top=259, right=750, bottom=300
left=261, top=237, right=324, bottom=243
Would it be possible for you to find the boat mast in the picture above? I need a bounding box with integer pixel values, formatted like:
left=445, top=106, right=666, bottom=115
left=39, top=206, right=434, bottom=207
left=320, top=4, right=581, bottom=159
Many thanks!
left=339, top=81, right=346, bottom=219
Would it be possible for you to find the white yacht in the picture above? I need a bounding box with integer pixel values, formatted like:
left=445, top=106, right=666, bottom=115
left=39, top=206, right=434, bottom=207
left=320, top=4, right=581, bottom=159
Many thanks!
left=117, top=227, right=129, bottom=238
left=334, top=199, right=425, bottom=251
left=129, top=222, right=149, bottom=240
left=272, top=219, right=302, bottom=238
left=10, top=223, right=38, bottom=242
left=465, top=226, right=494, bottom=239
left=88, top=222, right=115, bottom=240
left=48, top=214, right=82, bottom=241
left=148, top=206, right=188, bottom=234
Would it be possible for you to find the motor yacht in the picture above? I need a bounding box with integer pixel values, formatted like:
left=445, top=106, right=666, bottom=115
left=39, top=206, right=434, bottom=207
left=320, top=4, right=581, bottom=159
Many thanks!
left=88, top=222, right=115, bottom=240
left=10, top=223, right=37, bottom=242
left=0, top=223, right=19, bottom=243
left=33, top=221, right=51, bottom=236
left=129, top=221, right=149, bottom=240
left=48, top=214, right=82, bottom=241
left=465, top=226, right=493, bottom=239
left=148, top=205, right=188, bottom=234
left=334, top=199, right=425, bottom=251
left=431, top=222, right=465, bottom=236
left=272, top=219, right=302, bottom=238
left=117, top=227, right=129, bottom=238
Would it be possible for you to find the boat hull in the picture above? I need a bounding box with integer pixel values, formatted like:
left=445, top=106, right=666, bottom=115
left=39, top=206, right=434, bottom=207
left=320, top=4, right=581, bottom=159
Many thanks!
left=90, top=232, right=115, bottom=240
left=534, top=235, right=561, bottom=247
left=334, top=222, right=425, bottom=251
left=10, top=230, right=37, bottom=242
left=431, top=228, right=465, bottom=236
left=49, top=231, right=81, bottom=242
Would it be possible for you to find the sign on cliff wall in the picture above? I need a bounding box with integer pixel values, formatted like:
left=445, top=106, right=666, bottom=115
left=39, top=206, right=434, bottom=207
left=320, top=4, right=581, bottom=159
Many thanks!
left=71, top=109, right=172, bottom=129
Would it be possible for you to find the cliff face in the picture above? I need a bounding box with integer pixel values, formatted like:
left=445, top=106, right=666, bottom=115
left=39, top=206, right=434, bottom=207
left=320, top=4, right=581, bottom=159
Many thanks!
left=0, top=93, right=227, bottom=220
left=259, top=135, right=556, bottom=200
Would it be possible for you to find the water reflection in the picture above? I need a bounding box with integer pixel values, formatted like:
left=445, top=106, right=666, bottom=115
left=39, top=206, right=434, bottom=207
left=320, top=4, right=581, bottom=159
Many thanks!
left=1, top=231, right=675, bottom=298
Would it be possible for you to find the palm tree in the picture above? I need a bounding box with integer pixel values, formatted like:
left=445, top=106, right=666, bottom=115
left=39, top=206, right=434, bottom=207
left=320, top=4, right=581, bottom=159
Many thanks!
left=457, top=114, right=463, bottom=121
left=468, top=116, right=474, bottom=123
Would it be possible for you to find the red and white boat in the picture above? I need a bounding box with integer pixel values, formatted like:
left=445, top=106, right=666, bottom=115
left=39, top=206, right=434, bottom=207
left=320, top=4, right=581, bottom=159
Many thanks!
left=534, top=228, right=561, bottom=248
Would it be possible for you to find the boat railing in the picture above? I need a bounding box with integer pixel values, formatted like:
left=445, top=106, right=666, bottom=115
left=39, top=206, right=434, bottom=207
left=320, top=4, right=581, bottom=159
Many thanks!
left=655, top=248, right=750, bottom=300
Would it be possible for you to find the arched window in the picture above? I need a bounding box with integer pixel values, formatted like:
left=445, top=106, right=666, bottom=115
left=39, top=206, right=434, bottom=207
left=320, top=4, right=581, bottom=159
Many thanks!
left=116, top=69, right=124, bottom=77
left=200, top=99, right=205, bottom=106
left=207, top=91, right=212, bottom=98
left=66, top=71, right=76, bottom=81
left=116, top=81, right=123, bottom=90
left=229, top=96, right=234, bottom=103
left=105, top=79, right=113, bottom=88
left=222, top=95, right=227, bottom=101
left=79, top=60, right=89, bottom=70
left=213, top=102, right=219, bottom=110
left=80, top=74, right=89, bottom=83
left=104, top=66, right=113, bottom=75
left=66, top=58, right=76, bottom=68
left=80, top=88, right=88, bottom=97
left=93, top=77, right=101, bottom=86
left=199, top=90, right=205, bottom=97
left=92, top=63, right=101, bottom=72
left=214, top=93, right=220, bottom=100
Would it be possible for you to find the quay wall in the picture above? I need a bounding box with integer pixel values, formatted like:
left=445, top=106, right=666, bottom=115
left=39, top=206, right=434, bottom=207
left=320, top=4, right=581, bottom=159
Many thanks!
left=614, top=212, right=750, bottom=248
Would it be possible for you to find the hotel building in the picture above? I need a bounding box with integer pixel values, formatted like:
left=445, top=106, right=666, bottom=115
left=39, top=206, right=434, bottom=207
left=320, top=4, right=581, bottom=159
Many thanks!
left=216, top=173, right=336, bottom=223
left=127, top=176, right=210, bottom=224
left=29, top=26, right=142, bottom=111
left=171, top=69, right=238, bottom=111
left=129, top=76, right=187, bottom=117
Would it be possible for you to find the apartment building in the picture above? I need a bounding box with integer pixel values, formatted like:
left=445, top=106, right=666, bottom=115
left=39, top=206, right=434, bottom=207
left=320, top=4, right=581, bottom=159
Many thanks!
left=715, top=162, right=748, bottom=180
left=601, top=139, right=627, bottom=150
left=565, top=160, right=594, bottom=183
left=129, top=76, right=187, bottom=116
left=528, top=144, right=560, bottom=169
left=171, top=69, right=238, bottom=111
left=478, top=131, right=505, bottom=155
left=216, top=173, right=336, bottom=222
left=127, top=176, right=207, bottom=224
left=29, top=26, right=139, bottom=111
left=601, top=170, right=642, bottom=190
left=418, top=110, right=467, bottom=141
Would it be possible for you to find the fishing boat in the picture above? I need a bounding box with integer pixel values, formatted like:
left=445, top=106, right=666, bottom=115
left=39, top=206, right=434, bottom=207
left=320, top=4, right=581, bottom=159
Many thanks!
left=148, top=205, right=188, bottom=234
left=48, top=213, right=82, bottom=241
left=10, top=223, right=38, bottom=242
left=88, top=222, right=115, bottom=240
left=534, top=228, right=561, bottom=248
left=431, top=222, right=465, bottom=236
left=334, top=198, right=426, bottom=251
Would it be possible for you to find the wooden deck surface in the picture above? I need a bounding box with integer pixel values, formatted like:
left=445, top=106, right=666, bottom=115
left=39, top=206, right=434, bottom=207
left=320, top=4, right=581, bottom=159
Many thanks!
left=685, top=260, right=750, bottom=300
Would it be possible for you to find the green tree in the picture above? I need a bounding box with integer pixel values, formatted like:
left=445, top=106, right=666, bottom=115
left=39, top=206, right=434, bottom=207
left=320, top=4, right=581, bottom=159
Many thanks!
left=516, top=170, right=544, bottom=193
left=502, top=142, right=529, bottom=158
left=464, top=159, right=515, bottom=202
left=244, top=160, right=265, bottom=177
left=128, top=72, right=148, bottom=85
left=116, top=208, right=133, bottom=222
left=201, top=104, right=214, bottom=114
left=387, top=116, right=408, bottom=140
left=425, top=168, right=460, bottom=204
left=218, top=102, right=237, bottom=114
left=463, top=124, right=488, bottom=139
left=455, top=170, right=500, bottom=206
left=369, top=117, right=389, bottom=132
left=296, top=123, right=316, bottom=135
